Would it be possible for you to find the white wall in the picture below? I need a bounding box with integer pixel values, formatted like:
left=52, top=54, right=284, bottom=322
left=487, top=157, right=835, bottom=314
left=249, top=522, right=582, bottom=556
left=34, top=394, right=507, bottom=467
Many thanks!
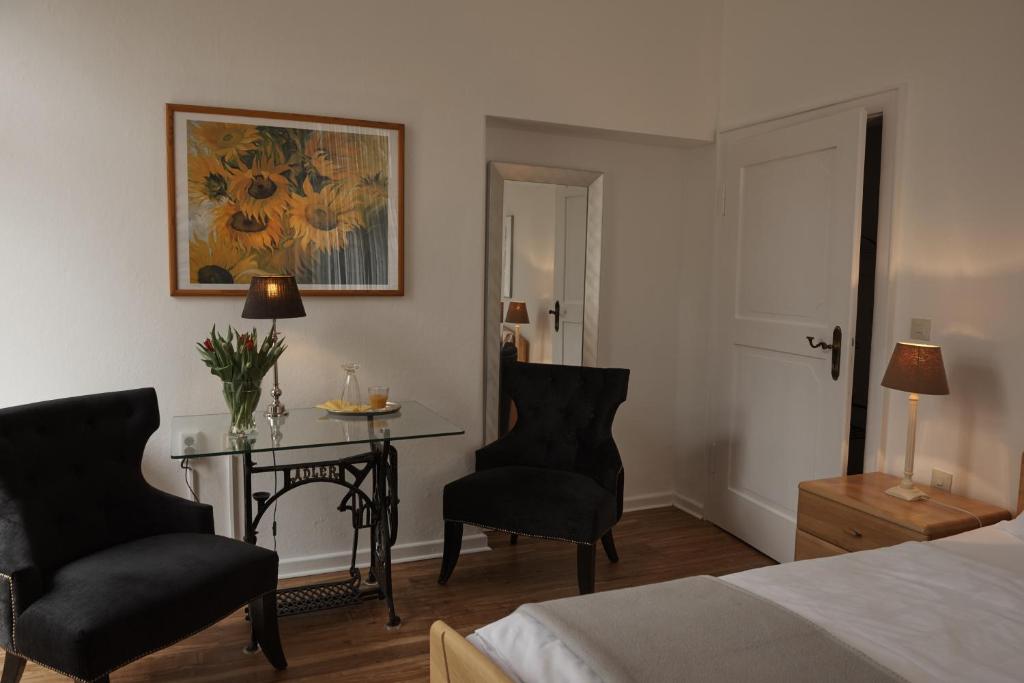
left=488, top=123, right=712, bottom=504
left=674, top=145, right=717, bottom=511
left=719, top=0, right=1024, bottom=509
left=501, top=181, right=557, bottom=363
left=0, top=0, right=721, bottom=570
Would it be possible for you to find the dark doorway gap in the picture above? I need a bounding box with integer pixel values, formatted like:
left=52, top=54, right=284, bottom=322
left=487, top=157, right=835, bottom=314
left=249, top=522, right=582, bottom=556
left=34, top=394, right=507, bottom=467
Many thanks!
left=846, top=115, right=883, bottom=475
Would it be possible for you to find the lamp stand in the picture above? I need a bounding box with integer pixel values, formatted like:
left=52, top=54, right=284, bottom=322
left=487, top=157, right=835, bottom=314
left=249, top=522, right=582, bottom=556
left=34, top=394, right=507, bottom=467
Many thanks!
left=266, top=318, right=288, bottom=417
left=886, top=392, right=926, bottom=501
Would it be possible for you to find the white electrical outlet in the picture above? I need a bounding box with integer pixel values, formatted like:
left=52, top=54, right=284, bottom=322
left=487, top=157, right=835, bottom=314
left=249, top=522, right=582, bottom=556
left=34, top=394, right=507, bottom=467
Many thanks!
left=179, top=431, right=201, bottom=456
left=910, top=318, right=932, bottom=341
left=931, top=468, right=953, bottom=492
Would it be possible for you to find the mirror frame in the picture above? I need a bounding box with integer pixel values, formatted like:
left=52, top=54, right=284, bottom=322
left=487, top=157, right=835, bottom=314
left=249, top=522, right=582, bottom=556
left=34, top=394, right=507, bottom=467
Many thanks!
left=483, top=161, right=605, bottom=443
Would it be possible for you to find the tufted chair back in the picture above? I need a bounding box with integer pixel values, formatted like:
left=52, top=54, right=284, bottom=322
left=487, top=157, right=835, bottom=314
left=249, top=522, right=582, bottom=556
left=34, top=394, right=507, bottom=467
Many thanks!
left=498, top=362, right=629, bottom=489
left=0, top=388, right=163, bottom=576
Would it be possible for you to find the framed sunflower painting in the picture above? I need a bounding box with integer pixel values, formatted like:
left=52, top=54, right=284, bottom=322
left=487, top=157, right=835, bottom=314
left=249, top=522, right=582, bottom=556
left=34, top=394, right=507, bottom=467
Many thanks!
left=166, top=104, right=404, bottom=296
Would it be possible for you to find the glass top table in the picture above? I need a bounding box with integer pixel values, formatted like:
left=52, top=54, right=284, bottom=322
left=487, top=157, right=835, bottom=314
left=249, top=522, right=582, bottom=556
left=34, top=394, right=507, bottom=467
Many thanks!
left=168, top=400, right=463, bottom=631
left=170, top=400, right=464, bottom=459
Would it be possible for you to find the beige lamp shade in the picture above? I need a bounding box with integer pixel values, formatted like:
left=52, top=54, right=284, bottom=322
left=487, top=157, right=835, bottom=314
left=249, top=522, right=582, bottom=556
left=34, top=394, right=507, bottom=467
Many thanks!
left=881, top=342, right=949, bottom=395
left=505, top=301, right=530, bottom=325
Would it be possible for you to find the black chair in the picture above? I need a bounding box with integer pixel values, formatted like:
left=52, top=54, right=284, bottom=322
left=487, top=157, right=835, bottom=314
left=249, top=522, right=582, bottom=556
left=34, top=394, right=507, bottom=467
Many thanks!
left=439, top=362, right=629, bottom=594
left=497, top=339, right=518, bottom=437
left=0, top=389, right=285, bottom=683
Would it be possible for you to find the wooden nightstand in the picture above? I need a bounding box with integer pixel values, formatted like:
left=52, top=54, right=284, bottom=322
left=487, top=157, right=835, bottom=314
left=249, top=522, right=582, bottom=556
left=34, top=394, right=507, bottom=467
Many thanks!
left=795, top=472, right=1012, bottom=560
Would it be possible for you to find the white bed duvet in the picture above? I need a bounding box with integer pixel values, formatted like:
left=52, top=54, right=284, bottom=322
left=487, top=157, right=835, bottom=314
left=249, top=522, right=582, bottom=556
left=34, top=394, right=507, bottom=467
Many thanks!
left=470, top=520, right=1024, bottom=682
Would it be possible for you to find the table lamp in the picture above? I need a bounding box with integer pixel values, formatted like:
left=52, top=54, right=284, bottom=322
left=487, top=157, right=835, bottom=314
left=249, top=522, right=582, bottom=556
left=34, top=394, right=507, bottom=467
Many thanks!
left=242, top=275, right=306, bottom=417
left=505, top=301, right=529, bottom=352
left=881, top=341, right=949, bottom=501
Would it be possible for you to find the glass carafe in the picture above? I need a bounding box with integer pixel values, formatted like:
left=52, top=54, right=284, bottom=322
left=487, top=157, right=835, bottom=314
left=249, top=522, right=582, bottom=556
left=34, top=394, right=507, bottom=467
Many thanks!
left=340, top=363, right=364, bottom=408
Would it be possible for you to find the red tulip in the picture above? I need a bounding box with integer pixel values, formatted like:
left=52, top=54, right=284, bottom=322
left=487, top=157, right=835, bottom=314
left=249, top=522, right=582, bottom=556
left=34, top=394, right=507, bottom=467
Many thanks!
left=245, top=338, right=255, bottom=351
left=203, top=339, right=214, bottom=351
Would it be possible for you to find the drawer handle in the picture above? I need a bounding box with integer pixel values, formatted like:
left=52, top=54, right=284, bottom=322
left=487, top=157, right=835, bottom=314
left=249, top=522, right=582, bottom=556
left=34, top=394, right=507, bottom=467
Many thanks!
left=844, top=528, right=863, bottom=538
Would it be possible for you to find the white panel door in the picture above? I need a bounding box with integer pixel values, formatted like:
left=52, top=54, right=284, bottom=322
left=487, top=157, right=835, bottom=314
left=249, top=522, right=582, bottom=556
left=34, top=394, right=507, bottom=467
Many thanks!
left=551, top=185, right=588, bottom=365
left=706, top=108, right=866, bottom=562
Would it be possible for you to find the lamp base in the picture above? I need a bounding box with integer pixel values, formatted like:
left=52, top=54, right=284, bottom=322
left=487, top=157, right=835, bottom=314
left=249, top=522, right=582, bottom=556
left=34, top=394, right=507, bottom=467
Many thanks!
left=266, top=401, right=288, bottom=418
left=266, top=356, right=287, bottom=417
left=885, top=484, right=927, bottom=502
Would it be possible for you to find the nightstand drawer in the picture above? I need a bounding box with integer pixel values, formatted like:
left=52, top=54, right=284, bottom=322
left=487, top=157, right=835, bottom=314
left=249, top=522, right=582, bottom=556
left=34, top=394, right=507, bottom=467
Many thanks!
left=795, top=529, right=846, bottom=560
left=797, top=490, right=926, bottom=552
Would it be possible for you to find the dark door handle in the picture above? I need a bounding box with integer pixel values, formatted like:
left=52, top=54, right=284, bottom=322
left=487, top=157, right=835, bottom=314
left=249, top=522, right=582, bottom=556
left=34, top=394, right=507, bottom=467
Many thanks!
left=807, top=326, right=842, bottom=381
left=548, top=300, right=561, bottom=332
left=806, top=336, right=834, bottom=350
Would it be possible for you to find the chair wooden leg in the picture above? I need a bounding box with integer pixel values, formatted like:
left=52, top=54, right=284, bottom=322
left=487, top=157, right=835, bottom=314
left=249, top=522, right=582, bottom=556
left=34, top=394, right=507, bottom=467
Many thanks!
left=1, top=653, right=26, bottom=683
left=577, top=543, right=596, bottom=595
left=509, top=533, right=518, bottom=545
left=438, top=521, right=463, bottom=585
left=250, top=592, right=288, bottom=670
left=600, top=529, right=619, bottom=563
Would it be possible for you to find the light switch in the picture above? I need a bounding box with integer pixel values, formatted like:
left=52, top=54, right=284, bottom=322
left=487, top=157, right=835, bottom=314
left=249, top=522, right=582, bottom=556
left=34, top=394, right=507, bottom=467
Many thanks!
left=910, top=318, right=931, bottom=341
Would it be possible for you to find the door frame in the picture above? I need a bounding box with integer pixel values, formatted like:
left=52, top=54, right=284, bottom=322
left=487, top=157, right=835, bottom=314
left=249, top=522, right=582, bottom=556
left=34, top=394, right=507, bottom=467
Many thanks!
left=711, top=87, right=904, bottom=479
left=483, top=162, right=605, bottom=443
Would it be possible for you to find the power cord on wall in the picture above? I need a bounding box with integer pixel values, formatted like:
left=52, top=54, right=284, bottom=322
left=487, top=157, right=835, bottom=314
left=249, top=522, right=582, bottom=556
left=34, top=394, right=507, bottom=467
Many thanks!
left=181, top=448, right=279, bottom=550
left=271, top=447, right=279, bottom=553
left=181, top=458, right=198, bottom=502
left=924, top=495, right=984, bottom=529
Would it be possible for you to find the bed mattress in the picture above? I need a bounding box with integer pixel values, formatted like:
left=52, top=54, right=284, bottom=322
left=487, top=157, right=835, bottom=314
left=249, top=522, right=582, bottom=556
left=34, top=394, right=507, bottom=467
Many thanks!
left=470, top=519, right=1024, bottom=682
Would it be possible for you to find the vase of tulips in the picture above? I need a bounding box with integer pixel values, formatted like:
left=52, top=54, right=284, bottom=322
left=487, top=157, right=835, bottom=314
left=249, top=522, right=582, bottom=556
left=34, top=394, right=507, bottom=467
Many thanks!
left=197, top=326, right=286, bottom=436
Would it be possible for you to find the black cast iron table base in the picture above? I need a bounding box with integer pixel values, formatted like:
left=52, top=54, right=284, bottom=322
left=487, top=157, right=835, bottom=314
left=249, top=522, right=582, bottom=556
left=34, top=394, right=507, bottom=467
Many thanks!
left=239, top=436, right=401, bottom=643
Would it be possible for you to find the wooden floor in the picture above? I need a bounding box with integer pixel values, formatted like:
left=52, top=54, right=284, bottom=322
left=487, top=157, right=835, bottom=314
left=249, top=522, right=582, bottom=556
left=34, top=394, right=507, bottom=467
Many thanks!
left=19, top=507, right=772, bottom=682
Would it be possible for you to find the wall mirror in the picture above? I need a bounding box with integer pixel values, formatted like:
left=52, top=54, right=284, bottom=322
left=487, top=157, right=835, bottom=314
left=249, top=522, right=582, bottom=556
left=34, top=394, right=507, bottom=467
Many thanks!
left=484, top=162, right=604, bottom=442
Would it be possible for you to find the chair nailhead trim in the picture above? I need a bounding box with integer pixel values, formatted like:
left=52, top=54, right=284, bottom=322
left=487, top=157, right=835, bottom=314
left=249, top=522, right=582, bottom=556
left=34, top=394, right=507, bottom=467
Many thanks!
left=0, top=572, right=16, bottom=652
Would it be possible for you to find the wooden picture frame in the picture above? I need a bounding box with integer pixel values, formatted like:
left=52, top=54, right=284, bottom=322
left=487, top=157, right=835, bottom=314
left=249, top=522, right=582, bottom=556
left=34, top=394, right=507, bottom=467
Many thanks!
left=166, top=103, right=405, bottom=296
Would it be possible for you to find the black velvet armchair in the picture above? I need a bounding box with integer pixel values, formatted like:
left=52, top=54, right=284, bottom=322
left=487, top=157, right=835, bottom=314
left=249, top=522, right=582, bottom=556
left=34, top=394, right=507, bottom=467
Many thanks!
left=0, top=389, right=285, bottom=683
left=439, top=362, right=629, bottom=594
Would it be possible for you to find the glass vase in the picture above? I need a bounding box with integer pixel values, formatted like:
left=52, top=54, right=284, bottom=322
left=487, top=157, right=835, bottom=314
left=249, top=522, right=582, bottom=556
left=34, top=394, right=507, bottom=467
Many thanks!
left=223, top=380, right=262, bottom=436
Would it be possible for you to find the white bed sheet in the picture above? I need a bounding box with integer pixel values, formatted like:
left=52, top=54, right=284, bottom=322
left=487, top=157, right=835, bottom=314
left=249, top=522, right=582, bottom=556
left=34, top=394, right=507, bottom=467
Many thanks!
left=470, top=520, right=1024, bottom=683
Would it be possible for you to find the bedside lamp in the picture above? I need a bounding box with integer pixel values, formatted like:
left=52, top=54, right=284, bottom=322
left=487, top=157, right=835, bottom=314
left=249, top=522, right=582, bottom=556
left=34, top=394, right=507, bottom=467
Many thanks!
left=881, top=341, right=949, bottom=501
left=505, top=301, right=530, bottom=352
left=242, top=275, right=306, bottom=417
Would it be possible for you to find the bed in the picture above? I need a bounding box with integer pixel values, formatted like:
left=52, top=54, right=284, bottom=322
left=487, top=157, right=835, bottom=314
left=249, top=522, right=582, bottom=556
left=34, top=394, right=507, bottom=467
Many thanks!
left=429, top=463, right=1024, bottom=683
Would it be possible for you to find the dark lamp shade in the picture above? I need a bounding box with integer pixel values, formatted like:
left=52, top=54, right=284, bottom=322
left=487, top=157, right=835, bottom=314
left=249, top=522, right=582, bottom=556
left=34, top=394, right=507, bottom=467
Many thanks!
left=881, top=342, right=949, bottom=395
left=241, top=275, right=307, bottom=320
left=505, top=301, right=529, bottom=325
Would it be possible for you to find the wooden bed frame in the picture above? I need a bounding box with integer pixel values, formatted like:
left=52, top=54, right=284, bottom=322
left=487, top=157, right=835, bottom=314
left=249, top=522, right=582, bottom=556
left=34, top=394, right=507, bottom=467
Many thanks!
left=429, top=621, right=513, bottom=683
left=429, top=453, right=1024, bottom=683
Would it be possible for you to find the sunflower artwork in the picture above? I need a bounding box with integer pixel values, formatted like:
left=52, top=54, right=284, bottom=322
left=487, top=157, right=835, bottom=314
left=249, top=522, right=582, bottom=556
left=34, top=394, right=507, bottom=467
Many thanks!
left=168, top=104, right=404, bottom=296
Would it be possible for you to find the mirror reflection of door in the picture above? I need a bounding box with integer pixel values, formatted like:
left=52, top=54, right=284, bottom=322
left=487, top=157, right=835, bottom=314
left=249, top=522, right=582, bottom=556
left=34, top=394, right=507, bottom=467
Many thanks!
left=484, top=162, right=604, bottom=443
left=501, top=180, right=588, bottom=366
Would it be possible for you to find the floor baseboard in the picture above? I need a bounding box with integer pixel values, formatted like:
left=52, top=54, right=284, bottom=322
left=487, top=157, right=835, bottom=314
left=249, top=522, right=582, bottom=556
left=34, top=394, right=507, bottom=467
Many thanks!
left=624, top=491, right=704, bottom=519
left=671, top=492, right=704, bottom=519
left=278, top=531, right=491, bottom=579
left=279, top=491, right=704, bottom=579
left=622, top=491, right=677, bottom=512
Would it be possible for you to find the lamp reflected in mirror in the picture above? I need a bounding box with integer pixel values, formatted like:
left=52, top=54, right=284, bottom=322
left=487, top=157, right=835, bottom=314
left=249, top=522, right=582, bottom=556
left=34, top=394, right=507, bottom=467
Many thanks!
left=505, top=301, right=530, bottom=360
